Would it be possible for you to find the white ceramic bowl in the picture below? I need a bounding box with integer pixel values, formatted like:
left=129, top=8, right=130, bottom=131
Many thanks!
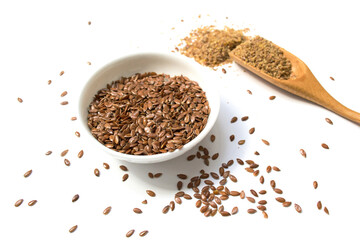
left=78, top=52, right=220, bottom=164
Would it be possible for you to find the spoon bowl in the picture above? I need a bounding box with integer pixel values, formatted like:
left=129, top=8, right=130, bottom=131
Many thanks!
left=230, top=45, right=360, bottom=124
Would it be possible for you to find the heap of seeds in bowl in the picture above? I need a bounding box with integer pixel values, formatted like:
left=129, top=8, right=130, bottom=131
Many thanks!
left=87, top=72, right=210, bottom=155
left=232, top=36, right=292, bottom=80
left=179, top=26, right=246, bottom=67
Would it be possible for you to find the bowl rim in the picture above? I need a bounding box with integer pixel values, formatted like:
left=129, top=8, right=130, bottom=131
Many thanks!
left=78, top=52, right=220, bottom=164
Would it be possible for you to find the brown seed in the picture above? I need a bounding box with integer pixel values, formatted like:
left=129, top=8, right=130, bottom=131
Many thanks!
left=294, top=203, right=302, bottom=213
left=283, top=201, right=292, bottom=207
left=61, top=149, right=69, bottom=157
left=175, top=197, right=182, bottom=204
left=230, top=191, right=240, bottom=196
left=211, top=153, right=219, bottom=160
left=146, top=190, right=156, bottom=197
left=45, top=151, right=52, bottom=155
left=71, top=117, right=77, bottom=121
left=236, top=158, right=244, bottom=165
left=240, top=190, right=245, bottom=199
left=78, top=150, right=84, bottom=158
left=87, top=61, right=92, bottom=65
left=48, top=80, right=52, bottom=85
left=24, top=169, right=32, bottom=178
left=28, top=200, right=37, bottom=206
left=72, top=194, right=79, bottom=202
left=330, top=76, right=334, bottom=80
left=69, top=225, right=77, bottom=233
left=266, top=166, right=272, bottom=173
left=231, top=207, right=238, bottom=215
left=162, top=205, right=170, bottom=214
left=247, top=208, right=257, bottom=214
left=313, top=181, right=318, bottom=189
left=64, top=159, right=70, bottom=166
left=187, top=154, right=196, bottom=161
left=261, top=139, right=270, bottom=145
left=120, top=165, right=128, bottom=171
left=270, top=180, right=276, bottom=188
left=222, top=68, right=227, bottom=74
left=276, top=197, right=285, bottom=203
left=325, top=118, right=333, bottom=125
left=123, top=174, right=129, bottom=182
left=133, top=208, right=142, bottom=214
left=272, top=166, right=280, bottom=171
left=154, top=173, right=162, bottom=178
left=59, top=70, right=64, bottom=76
left=258, top=200, right=267, bottom=205
left=249, top=127, right=255, bottom=134
left=75, top=131, right=80, bottom=137
left=17, top=97, right=23, bottom=103
left=142, top=199, right=147, bottom=204
left=241, top=116, right=249, bottom=121
left=183, top=194, right=192, bottom=200
left=246, top=197, right=255, bottom=203
left=262, top=211, right=268, bottom=219
left=14, top=199, right=24, bottom=207
left=94, top=168, right=100, bottom=177
left=254, top=151, right=260, bottom=155
left=103, top=206, right=112, bottom=215
left=103, top=162, right=109, bottom=169
left=300, top=149, right=307, bottom=158
left=126, top=229, right=135, bottom=238
left=250, top=189, right=258, bottom=197
left=170, top=201, right=175, bottom=211
left=247, top=90, right=252, bottom=95
left=229, top=175, right=237, bottom=183
left=177, top=174, right=187, bottom=179
left=210, top=134, right=216, bottom=142
left=245, top=167, right=254, bottom=173
left=238, top=140, right=245, bottom=145
left=139, top=230, right=148, bottom=237
left=229, top=135, right=235, bottom=141
left=269, top=96, right=276, bottom=100
left=321, top=143, right=329, bottom=149
left=253, top=170, right=259, bottom=176
left=220, top=211, right=231, bottom=216
left=61, top=91, right=68, bottom=97
left=324, top=207, right=329, bottom=215
left=231, top=116, right=238, bottom=123
left=259, top=175, right=264, bottom=184
left=177, top=181, right=183, bottom=190
left=259, top=190, right=267, bottom=195
left=60, top=101, right=68, bottom=105
left=317, top=201, right=322, bottom=210
left=274, top=188, right=283, bottom=194
left=257, top=205, right=267, bottom=211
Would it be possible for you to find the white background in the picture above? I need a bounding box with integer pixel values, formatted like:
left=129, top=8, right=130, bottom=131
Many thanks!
left=1, top=0, right=360, bottom=239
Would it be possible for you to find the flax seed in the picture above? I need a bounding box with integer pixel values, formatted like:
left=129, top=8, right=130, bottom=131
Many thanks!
left=154, top=173, right=162, bottom=178
left=247, top=90, right=252, bottom=95
left=175, top=197, right=182, bottom=204
left=75, top=131, right=80, bottom=137
left=146, top=190, right=156, bottom=197
left=321, top=143, right=329, bottom=149
left=48, top=80, right=52, bottom=85
left=270, top=180, right=276, bottom=188
left=142, top=200, right=147, bottom=204
left=313, top=181, right=318, bottom=189
left=238, top=140, right=245, bottom=145
left=259, top=175, right=264, bottom=184
left=325, top=118, right=333, bottom=125
left=283, top=201, right=292, bottom=207
left=276, top=197, right=285, bottom=203
left=61, top=91, right=68, bottom=97
left=330, top=76, right=334, bottom=80
left=266, top=166, right=271, bottom=173
left=60, top=101, right=68, bottom=105
left=317, top=201, right=322, bottom=210
left=133, top=208, right=142, bottom=214
left=78, top=150, right=84, bottom=158
left=94, top=168, right=100, bottom=177
left=236, top=158, right=244, bottom=165
left=71, top=117, right=77, bottom=121
left=45, top=151, right=52, bottom=155
left=24, top=169, right=32, bottom=178
left=170, top=201, right=175, bottom=211
left=210, top=134, right=216, bottom=142
left=61, top=149, right=69, bottom=157
left=64, top=159, right=70, bottom=166
left=259, top=190, right=267, bottom=195
left=269, top=96, right=276, bottom=100
left=212, top=153, right=219, bottom=160
left=69, top=225, right=77, bottom=233
left=274, top=188, right=283, bottom=194
left=324, top=207, right=329, bottom=215
left=230, top=135, right=235, bottom=141
left=232, top=207, right=238, bottom=215
left=247, top=209, right=256, bottom=214
left=250, top=189, right=258, bottom=197
left=249, top=127, right=255, bottom=134
left=241, top=116, right=249, bottom=121
left=72, top=194, right=79, bottom=202
left=231, top=116, right=238, bottom=123
left=120, top=165, right=128, bottom=171
left=18, top=97, right=23, bottom=103
left=262, top=211, right=268, bottom=219
left=122, top=174, right=129, bottom=181
left=258, top=200, right=267, bottom=205
left=300, top=149, right=306, bottom=158
left=220, top=211, right=231, bottom=216
left=28, top=200, right=37, bottom=206
left=103, top=206, right=112, bottom=215
left=14, top=199, right=23, bottom=207
left=247, top=197, right=255, bottom=203
left=59, top=70, right=64, bottom=76
left=162, top=205, right=170, bottom=214
left=139, top=230, right=148, bottom=237
left=294, top=203, right=302, bottom=213
left=126, top=229, right=135, bottom=237
left=272, top=166, right=280, bottom=171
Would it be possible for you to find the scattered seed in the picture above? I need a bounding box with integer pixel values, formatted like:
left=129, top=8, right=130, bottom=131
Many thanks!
left=247, top=90, right=252, bottom=95
left=324, top=207, right=329, bottom=215
left=177, top=174, right=187, bottom=180
left=45, top=151, right=52, bottom=155
left=222, top=68, right=227, bottom=74
left=139, top=230, right=148, bottom=237
left=24, top=169, right=32, bottom=178
left=300, top=149, right=306, bottom=158
left=321, top=143, right=329, bottom=149
left=103, top=162, right=110, bottom=169
left=259, top=190, right=267, bottom=195
left=69, top=225, right=77, bottom=233
left=162, top=205, right=170, bottom=214
left=330, top=76, right=334, bottom=81
left=272, top=166, right=280, bottom=171
left=249, top=127, right=255, bottom=134
left=78, top=150, right=84, bottom=158
left=170, top=201, right=175, bottom=211
left=61, top=149, right=69, bottom=157
left=187, top=155, right=196, bottom=161
left=220, top=211, right=231, bottom=216
left=258, top=200, right=267, bottom=205
left=133, top=208, right=142, bottom=214
left=17, top=97, right=23, bottom=103
left=61, top=91, right=68, bottom=97
left=87, top=61, right=92, bottom=65
left=175, top=197, right=182, bottom=204
left=142, top=200, right=147, bottom=204
left=59, top=70, right=64, bottom=76
left=250, top=189, right=258, bottom=197
left=282, top=201, right=292, bottom=207
left=229, top=135, right=235, bottom=142
left=231, top=116, right=238, bottom=123
left=94, top=168, right=100, bottom=177
left=262, top=211, right=268, bottom=219
left=48, top=80, right=52, bottom=85
left=231, top=207, right=238, bottom=215
left=146, top=190, right=156, bottom=197
left=257, top=205, right=267, bottom=211
left=14, top=199, right=24, bottom=207
left=64, top=159, right=70, bottom=166
left=28, top=200, right=37, bottom=206
left=71, top=117, right=77, bottom=121
left=126, top=229, right=135, bottom=238
left=229, top=175, right=237, bottom=183
left=88, top=21, right=91, bottom=25
left=237, top=158, right=244, bottom=165
left=75, top=131, right=80, bottom=137
left=120, top=165, right=128, bottom=171
left=270, top=180, right=276, bottom=188
left=247, top=197, right=255, bottom=203
left=72, top=194, right=79, bottom=202
left=60, top=101, right=68, bottom=105
left=254, top=151, right=260, bottom=155
left=238, top=140, right=245, bottom=145
left=247, top=209, right=257, bottom=214
left=123, top=174, right=129, bottom=181
left=212, top=153, right=219, bottom=160
left=325, top=118, right=333, bottom=125
left=103, top=206, right=112, bottom=215
left=294, top=203, right=302, bottom=213
left=259, top=175, right=264, bottom=184
left=266, top=166, right=272, bottom=173
left=261, top=139, right=270, bottom=145
left=177, top=181, right=183, bottom=190
left=274, top=188, right=283, bottom=194
left=269, top=96, right=276, bottom=100
left=241, top=116, right=249, bottom=121
left=154, top=173, right=162, bottom=178
left=317, top=201, right=322, bottom=210
left=275, top=197, right=285, bottom=203
left=313, top=181, right=318, bottom=189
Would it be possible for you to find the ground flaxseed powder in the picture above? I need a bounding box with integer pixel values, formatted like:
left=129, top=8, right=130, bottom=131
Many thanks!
left=232, top=36, right=292, bottom=80
left=179, top=26, right=246, bottom=67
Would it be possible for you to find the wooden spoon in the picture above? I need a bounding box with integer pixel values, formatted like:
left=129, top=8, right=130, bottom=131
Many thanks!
left=230, top=46, right=360, bottom=124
